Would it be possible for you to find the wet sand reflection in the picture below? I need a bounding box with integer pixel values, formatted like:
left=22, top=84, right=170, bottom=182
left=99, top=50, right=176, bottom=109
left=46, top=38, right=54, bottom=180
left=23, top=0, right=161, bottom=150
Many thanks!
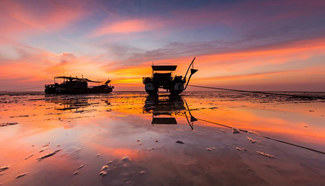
left=0, top=92, right=325, bottom=185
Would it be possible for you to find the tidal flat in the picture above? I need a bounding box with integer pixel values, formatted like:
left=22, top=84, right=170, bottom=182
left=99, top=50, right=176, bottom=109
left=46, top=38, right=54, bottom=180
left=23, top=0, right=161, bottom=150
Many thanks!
left=0, top=91, right=325, bottom=186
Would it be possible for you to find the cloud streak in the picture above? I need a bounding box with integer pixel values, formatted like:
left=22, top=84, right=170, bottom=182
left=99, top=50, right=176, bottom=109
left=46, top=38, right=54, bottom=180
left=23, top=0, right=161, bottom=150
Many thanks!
left=0, top=0, right=89, bottom=39
left=92, top=18, right=164, bottom=36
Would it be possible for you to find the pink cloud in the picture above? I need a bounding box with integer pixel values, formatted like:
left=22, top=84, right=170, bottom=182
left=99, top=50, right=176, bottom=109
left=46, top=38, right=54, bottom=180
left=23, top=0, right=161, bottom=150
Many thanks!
left=92, top=18, right=164, bottom=37
left=0, top=0, right=89, bottom=38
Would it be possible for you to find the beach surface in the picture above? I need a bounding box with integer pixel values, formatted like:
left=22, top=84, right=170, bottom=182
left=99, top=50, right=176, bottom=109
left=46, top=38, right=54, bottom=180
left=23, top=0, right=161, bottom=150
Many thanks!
left=0, top=91, right=325, bottom=186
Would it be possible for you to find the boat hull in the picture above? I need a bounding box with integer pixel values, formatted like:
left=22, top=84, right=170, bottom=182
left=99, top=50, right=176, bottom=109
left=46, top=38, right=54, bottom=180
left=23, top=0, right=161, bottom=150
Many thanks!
left=45, top=86, right=113, bottom=94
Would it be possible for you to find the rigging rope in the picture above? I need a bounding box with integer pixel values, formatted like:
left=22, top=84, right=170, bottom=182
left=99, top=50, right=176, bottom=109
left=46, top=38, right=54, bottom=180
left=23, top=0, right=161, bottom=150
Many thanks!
left=188, top=85, right=325, bottom=99
left=196, top=118, right=325, bottom=155
left=183, top=97, right=325, bottom=155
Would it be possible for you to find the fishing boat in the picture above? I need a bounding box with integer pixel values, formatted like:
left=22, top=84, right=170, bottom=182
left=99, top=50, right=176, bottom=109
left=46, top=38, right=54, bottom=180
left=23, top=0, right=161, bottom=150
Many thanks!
left=45, top=76, right=114, bottom=94
left=142, top=57, right=198, bottom=95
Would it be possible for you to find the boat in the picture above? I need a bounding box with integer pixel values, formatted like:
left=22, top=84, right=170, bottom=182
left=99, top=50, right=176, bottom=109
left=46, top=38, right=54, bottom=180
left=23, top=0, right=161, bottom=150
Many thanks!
left=45, top=76, right=114, bottom=94
left=142, top=57, right=198, bottom=95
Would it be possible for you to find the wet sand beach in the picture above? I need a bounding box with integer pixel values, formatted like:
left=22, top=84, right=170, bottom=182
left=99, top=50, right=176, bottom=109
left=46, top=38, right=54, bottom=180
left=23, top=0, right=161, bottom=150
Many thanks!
left=0, top=91, right=325, bottom=186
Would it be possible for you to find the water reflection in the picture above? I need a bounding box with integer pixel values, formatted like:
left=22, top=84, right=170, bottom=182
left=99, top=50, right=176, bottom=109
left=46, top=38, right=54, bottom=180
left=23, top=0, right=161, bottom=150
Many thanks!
left=143, top=95, right=196, bottom=129
left=45, top=96, right=93, bottom=111
left=1, top=92, right=325, bottom=185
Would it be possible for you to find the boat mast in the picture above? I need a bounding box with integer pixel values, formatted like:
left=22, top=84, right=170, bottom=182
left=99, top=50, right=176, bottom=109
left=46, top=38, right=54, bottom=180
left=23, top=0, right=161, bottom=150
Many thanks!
left=183, top=57, right=196, bottom=81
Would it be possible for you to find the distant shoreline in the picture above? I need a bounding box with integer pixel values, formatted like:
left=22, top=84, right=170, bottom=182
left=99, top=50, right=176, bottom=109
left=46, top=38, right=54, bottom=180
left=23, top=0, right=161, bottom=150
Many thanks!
left=1, top=90, right=325, bottom=96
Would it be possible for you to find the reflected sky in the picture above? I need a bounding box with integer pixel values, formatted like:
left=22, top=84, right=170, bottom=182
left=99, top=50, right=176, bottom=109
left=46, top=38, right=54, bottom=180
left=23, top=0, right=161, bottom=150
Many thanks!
left=0, top=92, right=325, bottom=185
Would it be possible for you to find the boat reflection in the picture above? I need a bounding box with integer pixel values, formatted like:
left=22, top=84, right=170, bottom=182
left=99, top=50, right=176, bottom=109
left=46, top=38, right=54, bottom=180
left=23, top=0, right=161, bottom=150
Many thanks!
left=44, top=95, right=112, bottom=112
left=45, top=96, right=92, bottom=111
left=143, top=95, right=197, bottom=129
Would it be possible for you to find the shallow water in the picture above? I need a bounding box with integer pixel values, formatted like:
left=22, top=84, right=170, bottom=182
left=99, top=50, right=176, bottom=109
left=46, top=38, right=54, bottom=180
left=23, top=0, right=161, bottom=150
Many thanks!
left=0, top=91, right=325, bottom=186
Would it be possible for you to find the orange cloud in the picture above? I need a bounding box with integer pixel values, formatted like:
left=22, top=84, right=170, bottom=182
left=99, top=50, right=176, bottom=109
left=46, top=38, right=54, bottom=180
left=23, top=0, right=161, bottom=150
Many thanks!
left=1, top=34, right=325, bottom=91
left=193, top=66, right=325, bottom=86
left=92, top=19, right=163, bottom=36
left=104, top=37, right=325, bottom=91
left=0, top=47, right=111, bottom=90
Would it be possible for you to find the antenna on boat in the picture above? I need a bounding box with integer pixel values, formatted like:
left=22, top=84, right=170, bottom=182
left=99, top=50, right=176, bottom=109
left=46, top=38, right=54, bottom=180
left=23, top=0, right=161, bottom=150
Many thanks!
left=183, top=57, right=198, bottom=90
left=183, top=57, right=196, bottom=81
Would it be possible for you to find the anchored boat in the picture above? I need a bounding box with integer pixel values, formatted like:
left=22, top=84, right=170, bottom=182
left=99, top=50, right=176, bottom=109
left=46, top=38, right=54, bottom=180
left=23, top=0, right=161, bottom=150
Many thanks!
left=45, top=76, right=114, bottom=94
left=142, top=57, right=198, bottom=95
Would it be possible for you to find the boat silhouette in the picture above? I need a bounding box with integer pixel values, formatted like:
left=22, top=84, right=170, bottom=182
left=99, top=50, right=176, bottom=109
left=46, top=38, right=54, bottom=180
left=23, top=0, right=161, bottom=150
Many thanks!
left=45, top=76, right=114, bottom=94
left=142, top=57, right=198, bottom=95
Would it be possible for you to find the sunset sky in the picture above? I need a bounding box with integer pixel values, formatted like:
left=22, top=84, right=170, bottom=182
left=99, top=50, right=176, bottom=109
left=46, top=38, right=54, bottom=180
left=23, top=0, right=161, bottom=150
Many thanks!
left=0, top=0, right=325, bottom=91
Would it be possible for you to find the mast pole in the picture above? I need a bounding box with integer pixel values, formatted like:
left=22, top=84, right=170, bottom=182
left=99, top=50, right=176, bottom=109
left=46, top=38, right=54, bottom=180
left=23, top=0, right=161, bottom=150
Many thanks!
left=183, top=57, right=196, bottom=81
